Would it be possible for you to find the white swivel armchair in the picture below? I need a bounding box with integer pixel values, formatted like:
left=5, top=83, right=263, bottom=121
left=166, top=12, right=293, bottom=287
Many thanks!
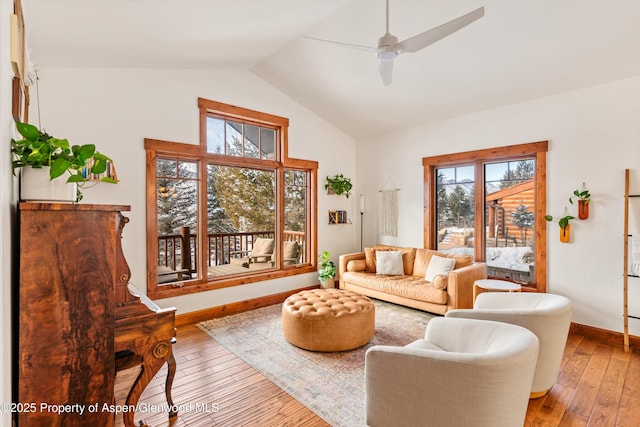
left=446, top=292, right=573, bottom=398
left=365, top=317, right=539, bottom=427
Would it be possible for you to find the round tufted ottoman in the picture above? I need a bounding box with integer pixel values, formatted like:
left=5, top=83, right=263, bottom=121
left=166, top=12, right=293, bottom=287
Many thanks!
left=282, top=288, right=375, bottom=352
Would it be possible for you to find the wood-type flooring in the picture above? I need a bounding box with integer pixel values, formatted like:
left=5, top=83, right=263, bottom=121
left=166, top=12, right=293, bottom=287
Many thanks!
left=115, top=321, right=640, bottom=427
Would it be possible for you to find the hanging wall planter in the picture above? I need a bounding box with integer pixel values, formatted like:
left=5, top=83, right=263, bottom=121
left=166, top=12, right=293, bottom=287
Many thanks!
left=545, top=210, right=574, bottom=244
left=559, top=224, right=571, bottom=243
left=577, top=200, right=589, bottom=220
left=569, top=182, right=591, bottom=220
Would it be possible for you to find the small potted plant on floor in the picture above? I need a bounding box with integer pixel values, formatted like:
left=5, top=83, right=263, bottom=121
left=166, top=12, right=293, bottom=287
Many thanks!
left=569, top=182, right=591, bottom=220
left=11, top=122, right=117, bottom=201
left=319, top=250, right=337, bottom=289
left=324, top=174, right=352, bottom=198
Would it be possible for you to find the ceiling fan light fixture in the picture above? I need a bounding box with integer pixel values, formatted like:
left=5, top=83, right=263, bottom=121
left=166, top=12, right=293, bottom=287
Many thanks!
left=378, top=50, right=397, bottom=62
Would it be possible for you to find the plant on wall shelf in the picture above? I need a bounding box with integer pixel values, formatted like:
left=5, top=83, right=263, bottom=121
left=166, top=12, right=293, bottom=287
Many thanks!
left=325, top=174, right=352, bottom=198
left=569, top=182, right=591, bottom=220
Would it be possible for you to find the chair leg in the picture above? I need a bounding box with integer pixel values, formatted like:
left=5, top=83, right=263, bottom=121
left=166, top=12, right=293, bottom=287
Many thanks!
left=530, top=390, right=549, bottom=399
left=165, top=351, right=178, bottom=417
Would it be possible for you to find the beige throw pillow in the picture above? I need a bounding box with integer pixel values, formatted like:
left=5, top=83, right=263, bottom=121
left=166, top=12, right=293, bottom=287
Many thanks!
left=376, top=251, right=405, bottom=275
left=283, top=241, right=299, bottom=258
left=252, top=238, right=274, bottom=256
left=425, top=255, right=456, bottom=282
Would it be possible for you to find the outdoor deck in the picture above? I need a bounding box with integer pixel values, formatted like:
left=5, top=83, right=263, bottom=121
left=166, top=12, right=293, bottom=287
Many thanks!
left=156, top=229, right=304, bottom=282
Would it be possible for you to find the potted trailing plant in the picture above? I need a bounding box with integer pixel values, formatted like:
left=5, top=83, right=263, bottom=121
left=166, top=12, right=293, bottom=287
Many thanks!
left=569, top=182, right=590, bottom=220
left=319, top=250, right=337, bottom=289
left=11, top=122, right=117, bottom=201
left=545, top=212, right=575, bottom=243
left=324, top=174, right=352, bottom=198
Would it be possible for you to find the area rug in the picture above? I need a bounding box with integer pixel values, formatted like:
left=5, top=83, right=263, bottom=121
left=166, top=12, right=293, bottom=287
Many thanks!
left=197, top=299, right=434, bottom=426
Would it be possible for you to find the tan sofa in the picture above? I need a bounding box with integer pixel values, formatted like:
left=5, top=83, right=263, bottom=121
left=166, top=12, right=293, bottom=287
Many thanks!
left=339, top=245, right=487, bottom=315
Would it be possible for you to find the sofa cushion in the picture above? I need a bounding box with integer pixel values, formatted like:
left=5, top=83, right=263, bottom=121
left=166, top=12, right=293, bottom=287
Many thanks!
left=366, top=245, right=416, bottom=275
left=250, top=237, right=275, bottom=263
left=347, top=259, right=367, bottom=272
left=425, top=255, right=456, bottom=281
left=341, top=271, right=447, bottom=305
left=365, top=247, right=399, bottom=273
left=413, top=249, right=473, bottom=277
left=283, top=240, right=299, bottom=260
left=376, top=251, right=404, bottom=275
left=365, top=247, right=383, bottom=273
left=432, top=275, right=448, bottom=289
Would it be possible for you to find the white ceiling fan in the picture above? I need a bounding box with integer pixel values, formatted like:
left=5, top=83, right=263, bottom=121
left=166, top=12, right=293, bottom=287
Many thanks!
left=305, top=1, right=485, bottom=86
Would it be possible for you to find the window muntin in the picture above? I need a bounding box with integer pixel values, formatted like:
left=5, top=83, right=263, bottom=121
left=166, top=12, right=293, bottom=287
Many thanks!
left=145, top=98, right=317, bottom=298
left=424, top=142, right=547, bottom=291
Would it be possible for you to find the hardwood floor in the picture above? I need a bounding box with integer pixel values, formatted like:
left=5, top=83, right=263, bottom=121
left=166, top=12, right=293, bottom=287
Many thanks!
left=115, top=320, right=640, bottom=427
left=115, top=324, right=329, bottom=427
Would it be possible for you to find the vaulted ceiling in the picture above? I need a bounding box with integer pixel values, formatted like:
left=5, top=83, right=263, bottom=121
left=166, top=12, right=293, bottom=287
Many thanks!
left=24, top=0, right=640, bottom=138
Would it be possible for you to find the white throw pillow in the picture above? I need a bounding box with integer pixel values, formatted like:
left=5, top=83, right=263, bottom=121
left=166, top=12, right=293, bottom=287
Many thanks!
left=376, top=250, right=404, bottom=275
left=425, top=255, right=456, bottom=282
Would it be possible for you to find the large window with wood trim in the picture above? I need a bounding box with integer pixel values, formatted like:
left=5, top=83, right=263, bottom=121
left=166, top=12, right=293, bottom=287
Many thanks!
left=145, top=98, right=317, bottom=298
left=423, top=142, right=548, bottom=292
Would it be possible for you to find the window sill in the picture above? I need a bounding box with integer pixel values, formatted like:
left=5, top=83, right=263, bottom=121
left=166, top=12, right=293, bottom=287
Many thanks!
left=148, top=264, right=316, bottom=299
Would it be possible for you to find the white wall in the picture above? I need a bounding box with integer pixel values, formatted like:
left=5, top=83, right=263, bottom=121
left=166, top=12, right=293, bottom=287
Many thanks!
left=357, top=75, right=640, bottom=335
left=1, top=0, right=17, bottom=422
left=33, top=67, right=357, bottom=313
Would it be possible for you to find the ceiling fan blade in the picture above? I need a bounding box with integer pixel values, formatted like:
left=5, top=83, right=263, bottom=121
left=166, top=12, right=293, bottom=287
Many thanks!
left=303, top=36, right=380, bottom=54
left=378, top=59, right=394, bottom=86
left=393, top=6, right=484, bottom=54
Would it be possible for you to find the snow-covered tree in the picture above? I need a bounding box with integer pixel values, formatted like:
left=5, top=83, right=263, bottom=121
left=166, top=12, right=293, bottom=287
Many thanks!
left=510, top=199, right=535, bottom=244
left=448, top=185, right=474, bottom=227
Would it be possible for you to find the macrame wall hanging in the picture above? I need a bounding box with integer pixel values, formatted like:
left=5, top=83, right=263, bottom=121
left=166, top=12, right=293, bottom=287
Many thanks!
left=380, top=189, right=399, bottom=237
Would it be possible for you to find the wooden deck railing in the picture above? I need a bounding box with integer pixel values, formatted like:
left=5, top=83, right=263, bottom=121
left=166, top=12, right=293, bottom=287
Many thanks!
left=158, top=228, right=306, bottom=274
